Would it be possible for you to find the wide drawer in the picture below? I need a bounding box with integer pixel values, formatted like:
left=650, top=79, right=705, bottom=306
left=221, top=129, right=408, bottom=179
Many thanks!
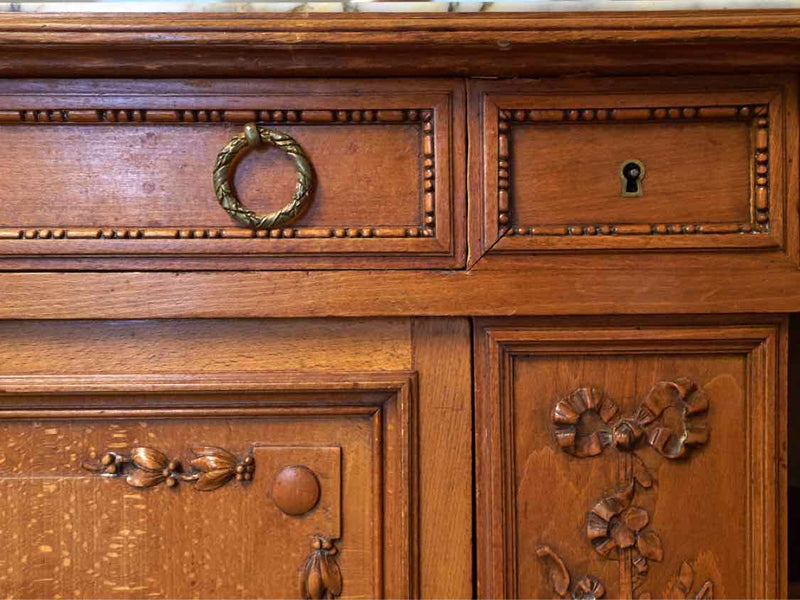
left=0, top=79, right=464, bottom=270
left=470, top=76, right=793, bottom=257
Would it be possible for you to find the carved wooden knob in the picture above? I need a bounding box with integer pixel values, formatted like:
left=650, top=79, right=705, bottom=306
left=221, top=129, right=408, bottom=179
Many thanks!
left=272, top=465, right=320, bottom=516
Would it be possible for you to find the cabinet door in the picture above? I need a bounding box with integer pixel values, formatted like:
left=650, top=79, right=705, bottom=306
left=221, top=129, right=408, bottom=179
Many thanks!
left=0, top=318, right=472, bottom=599
left=475, top=319, right=786, bottom=599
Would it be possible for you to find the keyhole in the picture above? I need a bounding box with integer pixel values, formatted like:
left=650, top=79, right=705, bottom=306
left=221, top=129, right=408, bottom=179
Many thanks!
left=620, top=160, right=645, bottom=197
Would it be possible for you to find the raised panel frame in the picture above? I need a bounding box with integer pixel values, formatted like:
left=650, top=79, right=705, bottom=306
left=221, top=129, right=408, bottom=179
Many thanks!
left=473, top=318, right=786, bottom=599
left=0, top=371, right=418, bottom=599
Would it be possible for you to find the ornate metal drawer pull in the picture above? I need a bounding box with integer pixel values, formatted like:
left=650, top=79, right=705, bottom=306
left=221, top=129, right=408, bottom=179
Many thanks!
left=213, top=122, right=313, bottom=230
left=82, top=445, right=255, bottom=491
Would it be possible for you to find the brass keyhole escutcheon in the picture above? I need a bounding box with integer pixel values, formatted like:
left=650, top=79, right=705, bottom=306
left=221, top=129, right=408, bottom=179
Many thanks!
left=620, top=160, right=646, bottom=198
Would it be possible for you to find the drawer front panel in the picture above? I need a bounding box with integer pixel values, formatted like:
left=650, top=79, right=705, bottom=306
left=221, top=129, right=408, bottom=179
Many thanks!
left=471, top=77, right=792, bottom=256
left=475, top=320, right=785, bottom=599
left=0, top=79, right=464, bottom=269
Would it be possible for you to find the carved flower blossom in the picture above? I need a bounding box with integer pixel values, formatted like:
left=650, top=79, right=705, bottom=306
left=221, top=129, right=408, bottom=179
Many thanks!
left=573, top=576, right=606, bottom=600
left=633, top=379, right=709, bottom=459
left=586, top=482, right=663, bottom=568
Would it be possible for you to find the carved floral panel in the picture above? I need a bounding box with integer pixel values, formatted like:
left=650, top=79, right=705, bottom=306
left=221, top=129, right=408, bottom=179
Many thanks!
left=473, top=326, right=781, bottom=600
left=512, top=354, right=748, bottom=598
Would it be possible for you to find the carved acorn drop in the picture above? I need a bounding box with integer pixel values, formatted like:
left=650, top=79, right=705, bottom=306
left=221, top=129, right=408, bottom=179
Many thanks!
left=300, top=536, right=342, bottom=600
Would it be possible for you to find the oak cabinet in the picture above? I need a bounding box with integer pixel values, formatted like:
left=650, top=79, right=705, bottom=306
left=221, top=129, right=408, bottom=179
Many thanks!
left=0, top=9, right=797, bottom=600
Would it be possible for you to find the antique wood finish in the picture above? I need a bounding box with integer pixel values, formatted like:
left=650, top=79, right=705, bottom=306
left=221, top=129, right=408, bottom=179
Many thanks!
left=0, top=318, right=472, bottom=599
left=470, top=75, right=793, bottom=257
left=474, top=317, right=787, bottom=599
left=0, top=79, right=464, bottom=270
left=0, top=9, right=797, bottom=600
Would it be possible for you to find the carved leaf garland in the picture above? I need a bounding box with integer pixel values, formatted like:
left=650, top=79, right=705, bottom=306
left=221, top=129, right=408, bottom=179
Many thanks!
left=82, top=445, right=255, bottom=491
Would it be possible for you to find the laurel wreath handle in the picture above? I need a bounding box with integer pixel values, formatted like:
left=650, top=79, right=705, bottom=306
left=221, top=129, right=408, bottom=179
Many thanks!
left=212, top=122, right=313, bottom=230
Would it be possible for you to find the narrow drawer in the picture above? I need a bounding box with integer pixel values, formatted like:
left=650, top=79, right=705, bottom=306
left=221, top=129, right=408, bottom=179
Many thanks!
left=470, top=76, right=792, bottom=256
left=0, top=79, right=464, bottom=269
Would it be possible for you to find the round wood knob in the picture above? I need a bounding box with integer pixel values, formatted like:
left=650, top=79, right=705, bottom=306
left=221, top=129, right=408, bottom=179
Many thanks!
left=272, top=465, right=320, bottom=516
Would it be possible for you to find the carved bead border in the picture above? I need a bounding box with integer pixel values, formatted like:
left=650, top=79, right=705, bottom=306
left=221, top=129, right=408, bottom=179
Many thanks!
left=497, top=104, right=770, bottom=236
left=0, top=108, right=435, bottom=240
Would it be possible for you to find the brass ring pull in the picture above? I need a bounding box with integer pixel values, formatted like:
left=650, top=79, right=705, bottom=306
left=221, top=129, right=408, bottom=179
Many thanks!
left=212, top=122, right=313, bottom=230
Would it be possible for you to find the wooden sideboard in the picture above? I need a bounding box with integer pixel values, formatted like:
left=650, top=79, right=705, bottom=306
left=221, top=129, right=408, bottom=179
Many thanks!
left=0, top=9, right=797, bottom=599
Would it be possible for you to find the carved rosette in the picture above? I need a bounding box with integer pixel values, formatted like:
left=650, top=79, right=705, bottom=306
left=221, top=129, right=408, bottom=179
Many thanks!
left=82, top=445, right=255, bottom=491
left=586, top=481, right=663, bottom=575
left=300, top=536, right=343, bottom=600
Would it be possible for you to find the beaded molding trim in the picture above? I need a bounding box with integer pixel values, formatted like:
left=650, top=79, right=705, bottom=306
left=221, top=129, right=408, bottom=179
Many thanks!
left=497, top=104, right=770, bottom=237
left=0, top=108, right=435, bottom=240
